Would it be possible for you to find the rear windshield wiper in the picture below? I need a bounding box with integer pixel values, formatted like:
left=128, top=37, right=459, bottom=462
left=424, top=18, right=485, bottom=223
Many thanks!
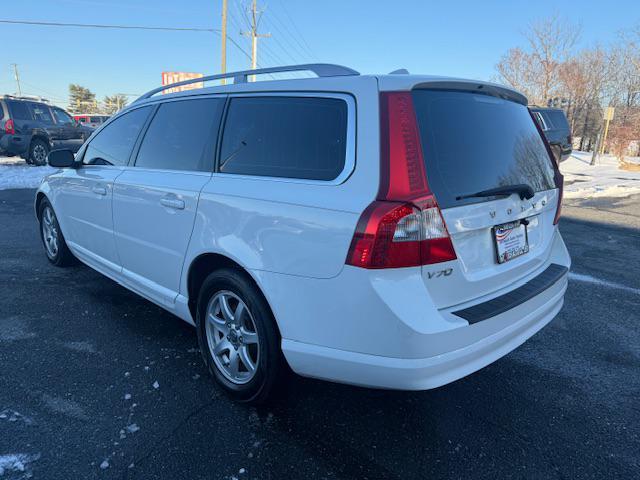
left=456, top=184, right=535, bottom=201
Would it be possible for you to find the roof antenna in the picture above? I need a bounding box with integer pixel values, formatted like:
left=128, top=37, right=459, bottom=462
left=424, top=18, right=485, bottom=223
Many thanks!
left=389, top=68, right=409, bottom=75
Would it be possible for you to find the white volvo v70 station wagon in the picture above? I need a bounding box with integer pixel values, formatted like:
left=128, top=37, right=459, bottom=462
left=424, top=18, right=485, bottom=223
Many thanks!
left=36, top=64, right=570, bottom=403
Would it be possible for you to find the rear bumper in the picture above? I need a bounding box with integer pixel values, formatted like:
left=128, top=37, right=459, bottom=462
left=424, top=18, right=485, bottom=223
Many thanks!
left=282, top=271, right=566, bottom=390
left=268, top=230, right=570, bottom=390
left=0, top=134, right=29, bottom=156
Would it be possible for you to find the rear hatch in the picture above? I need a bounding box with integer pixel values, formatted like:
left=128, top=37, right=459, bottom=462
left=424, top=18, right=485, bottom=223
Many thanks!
left=411, top=88, right=560, bottom=309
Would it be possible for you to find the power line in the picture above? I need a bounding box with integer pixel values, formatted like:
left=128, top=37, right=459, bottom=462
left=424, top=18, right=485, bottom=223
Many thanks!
left=0, top=19, right=215, bottom=32
left=0, top=18, right=255, bottom=65
left=264, top=9, right=311, bottom=63
left=265, top=18, right=306, bottom=64
left=272, top=0, right=317, bottom=60
left=1, top=17, right=289, bottom=82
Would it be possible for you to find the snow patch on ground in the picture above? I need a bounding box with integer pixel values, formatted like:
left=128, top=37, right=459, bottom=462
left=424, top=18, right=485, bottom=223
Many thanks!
left=0, top=409, right=34, bottom=425
left=0, top=156, right=54, bottom=190
left=125, top=423, right=140, bottom=434
left=40, top=393, right=89, bottom=421
left=561, top=152, right=640, bottom=199
left=61, top=340, right=97, bottom=354
left=0, top=316, right=35, bottom=342
left=0, top=453, right=40, bottom=478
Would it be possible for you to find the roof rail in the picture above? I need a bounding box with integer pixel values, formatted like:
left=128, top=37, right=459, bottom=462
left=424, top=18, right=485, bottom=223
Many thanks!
left=2, top=94, right=50, bottom=103
left=135, top=63, right=359, bottom=103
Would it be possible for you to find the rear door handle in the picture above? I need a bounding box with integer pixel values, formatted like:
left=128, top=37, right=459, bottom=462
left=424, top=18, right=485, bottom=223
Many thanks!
left=92, top=185, right=107, bottom=196
left=160, top=197, right=185, bottom=210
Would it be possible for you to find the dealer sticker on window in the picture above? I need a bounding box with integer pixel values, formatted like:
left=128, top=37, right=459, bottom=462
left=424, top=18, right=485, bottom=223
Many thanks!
left=493, top=220, right=529, bottom=264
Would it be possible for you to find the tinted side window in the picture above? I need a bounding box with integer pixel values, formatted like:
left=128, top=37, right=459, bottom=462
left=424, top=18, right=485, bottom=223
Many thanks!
left=135, top=98, right=224, bottom=172
left=29, top=104, right=54, bottom=124
left=547, top=111, right=569, bottom=131
left=533, top=112, right=548, bottom=130
left=7, top=101, right=32, bottom=121
left=84, top=107, right=151, bottom=166
left=220, top=97, right=348, bottom=181
left=53, top=108, right=74, bottom=124
left=540, top=112, right=555, bottom=129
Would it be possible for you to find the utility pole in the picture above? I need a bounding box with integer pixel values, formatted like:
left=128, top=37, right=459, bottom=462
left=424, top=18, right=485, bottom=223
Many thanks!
left=11, top=64, right=22, bottom=96
left=242, top=0, right=270, bottom=81
left=220, top=0, right=227, bottom=84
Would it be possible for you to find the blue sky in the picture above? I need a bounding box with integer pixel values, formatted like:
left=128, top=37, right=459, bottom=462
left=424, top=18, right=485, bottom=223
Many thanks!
left=2, top=0, right=638, bottom=108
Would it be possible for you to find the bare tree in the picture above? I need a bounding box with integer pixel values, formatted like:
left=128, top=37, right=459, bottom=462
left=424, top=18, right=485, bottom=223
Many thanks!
left=558, top=47, right=615, bottom=149
left=526, top=16, right=580, bottom=104
left=496, top=16, right=579, bottom=105
left=494, top=17, right=640, bottom=153
left=605, top=27, right=640, bottom=158
left=496, top=47, right=538, bottom=101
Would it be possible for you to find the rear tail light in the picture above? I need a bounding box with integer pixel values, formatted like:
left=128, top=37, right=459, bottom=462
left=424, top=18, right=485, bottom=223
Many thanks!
left=528, top=109, right=563, bottom=225
left=346, top=92, right=456, bottom=269
left=4, top=119, right=15, bottom=135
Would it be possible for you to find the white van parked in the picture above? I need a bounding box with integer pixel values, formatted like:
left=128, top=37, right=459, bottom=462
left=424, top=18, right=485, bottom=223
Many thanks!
left=37, top=64, right=570, bottom=403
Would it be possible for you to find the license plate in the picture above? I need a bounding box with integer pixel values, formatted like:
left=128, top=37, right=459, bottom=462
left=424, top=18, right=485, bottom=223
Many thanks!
left=493, top=220, right=529, bottom=264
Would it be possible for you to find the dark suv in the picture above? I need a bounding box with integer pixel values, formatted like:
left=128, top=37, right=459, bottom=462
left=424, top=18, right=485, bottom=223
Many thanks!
left=530, top=107, right=572, bottom=163
left=0, top=95, right=92, bottom=165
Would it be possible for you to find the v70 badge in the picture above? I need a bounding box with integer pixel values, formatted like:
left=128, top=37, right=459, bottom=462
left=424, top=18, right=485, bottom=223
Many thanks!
left=427, top=268, right=453, bottom=279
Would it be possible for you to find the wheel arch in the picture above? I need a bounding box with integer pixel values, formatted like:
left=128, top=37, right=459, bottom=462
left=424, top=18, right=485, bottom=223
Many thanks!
left=35, top=191, right=48, bottom=217
left=186, top=253, right=278, bottom=332
left=30, top=132, right=50, bottom=148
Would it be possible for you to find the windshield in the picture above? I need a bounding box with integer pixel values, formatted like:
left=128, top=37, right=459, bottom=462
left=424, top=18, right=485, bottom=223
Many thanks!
left=412, top=89, right=556, bottom=209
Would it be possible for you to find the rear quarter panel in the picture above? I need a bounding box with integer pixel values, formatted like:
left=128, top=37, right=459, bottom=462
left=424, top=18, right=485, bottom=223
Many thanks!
left=181, top=76, right=380, bottom=297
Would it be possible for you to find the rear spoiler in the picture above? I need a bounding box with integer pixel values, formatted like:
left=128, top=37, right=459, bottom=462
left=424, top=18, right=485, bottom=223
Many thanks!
left=411, top=80, right=528, bottom=106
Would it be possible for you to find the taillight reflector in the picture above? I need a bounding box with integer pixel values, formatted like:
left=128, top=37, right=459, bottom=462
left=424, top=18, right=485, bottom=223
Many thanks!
left=346, top=92, right=456, bottom=269
left=4, top=119, right=15, bottom=135
left=378, top=92, right=430, bottom=200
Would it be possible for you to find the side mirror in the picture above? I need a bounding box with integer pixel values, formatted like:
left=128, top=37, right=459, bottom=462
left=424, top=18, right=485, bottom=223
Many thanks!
left=47, top=149, right=76, bottom=168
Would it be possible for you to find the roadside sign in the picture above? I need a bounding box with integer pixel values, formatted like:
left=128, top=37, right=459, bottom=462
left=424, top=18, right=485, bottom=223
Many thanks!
left=604, top=106, right=615, bottom=121
left=161, top=72, right=204, bottom=94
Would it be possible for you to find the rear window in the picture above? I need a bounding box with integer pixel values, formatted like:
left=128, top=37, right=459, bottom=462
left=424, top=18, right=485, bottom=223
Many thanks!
left=412, top=90, right=556, bottom=208
left=219, top=96, right=348, bottom=181
left=7, top=101, right=32, bottom=121
left=546, top=110, right=569, bottom=131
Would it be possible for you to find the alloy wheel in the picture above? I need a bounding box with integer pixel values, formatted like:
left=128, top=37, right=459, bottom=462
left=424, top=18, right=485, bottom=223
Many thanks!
left=41, top=206, right=59, bottom=258
left=205, top=291, right=260, bottom=384
left=33, top=144, right=47, bottom=165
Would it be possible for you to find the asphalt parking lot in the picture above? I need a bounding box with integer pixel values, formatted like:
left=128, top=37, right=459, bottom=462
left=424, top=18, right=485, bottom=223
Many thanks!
left=1, top=188, right=638, bottom=480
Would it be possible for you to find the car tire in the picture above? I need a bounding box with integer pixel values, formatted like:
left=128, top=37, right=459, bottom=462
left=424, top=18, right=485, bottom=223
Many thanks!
left=196, top=268, right=287, bottom=404
left=38, top=199, right=75, bottom=267
left=29, top=138, right=50, bottom=166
